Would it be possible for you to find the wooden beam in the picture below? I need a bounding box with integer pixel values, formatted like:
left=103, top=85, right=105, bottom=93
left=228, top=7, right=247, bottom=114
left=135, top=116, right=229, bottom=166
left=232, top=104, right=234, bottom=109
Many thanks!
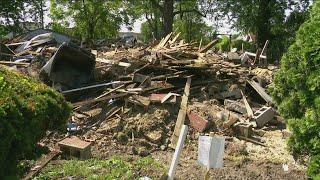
left=0, top=61, right=29, bottom=66
left=238, top=136, right=266, bottom=147
left=156, top=32, right=173, bottom=49
left=170, top=77, right=191, bottom=148
left=72, top=93, right=129, bottom=107
left=240, top=90, right=254, bottom=118
left=198, top=39, right=219, bottom=53
left=95, top=84, right=125, bottom=100
left=62, top=81, right=121, bottom=94
left=22, top=150, right=60, bottom=180
left=247, top=80, right=273, bottom=104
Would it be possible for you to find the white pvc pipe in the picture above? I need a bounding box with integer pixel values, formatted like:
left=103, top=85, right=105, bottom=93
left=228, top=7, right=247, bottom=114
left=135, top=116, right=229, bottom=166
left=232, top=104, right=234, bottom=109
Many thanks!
left=167, top=125, right=188, bottom=180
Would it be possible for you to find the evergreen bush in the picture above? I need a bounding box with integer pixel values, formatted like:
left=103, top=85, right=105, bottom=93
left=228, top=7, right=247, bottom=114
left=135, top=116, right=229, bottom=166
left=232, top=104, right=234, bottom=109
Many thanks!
left=0, top=66, right=71, bottom=177
left=271, top=1, right=320, bottom=178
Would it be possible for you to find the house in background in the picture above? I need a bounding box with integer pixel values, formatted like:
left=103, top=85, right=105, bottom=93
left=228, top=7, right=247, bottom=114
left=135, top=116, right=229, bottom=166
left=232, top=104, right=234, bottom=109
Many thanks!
left=118, top=31, right=141, bottom=39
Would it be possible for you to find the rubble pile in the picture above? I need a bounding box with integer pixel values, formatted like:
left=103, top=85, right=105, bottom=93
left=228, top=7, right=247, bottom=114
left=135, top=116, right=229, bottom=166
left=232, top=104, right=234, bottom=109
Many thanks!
left=1, top=31, right=280, bottom=157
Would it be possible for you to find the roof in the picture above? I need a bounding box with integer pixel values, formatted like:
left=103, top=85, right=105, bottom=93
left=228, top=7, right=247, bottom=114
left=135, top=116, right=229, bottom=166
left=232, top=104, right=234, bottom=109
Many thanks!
left=12, top=28, right=79, bottom=43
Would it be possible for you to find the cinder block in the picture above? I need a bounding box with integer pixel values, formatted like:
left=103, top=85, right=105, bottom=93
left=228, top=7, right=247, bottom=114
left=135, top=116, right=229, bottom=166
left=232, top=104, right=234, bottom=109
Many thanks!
left=58, top=136, right=92, bottom=159
left=253, top=106, right=274, bottom=128
left=233, top=122, right=253, bottom=137
left=187, top=111, right=209, bottom=132
left=224, top=99, right=247, bottom=114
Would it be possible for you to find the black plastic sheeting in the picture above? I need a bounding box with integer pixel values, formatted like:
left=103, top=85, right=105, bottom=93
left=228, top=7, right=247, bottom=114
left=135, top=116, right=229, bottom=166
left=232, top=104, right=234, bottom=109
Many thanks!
left=40, top=42, right=95, bottom=91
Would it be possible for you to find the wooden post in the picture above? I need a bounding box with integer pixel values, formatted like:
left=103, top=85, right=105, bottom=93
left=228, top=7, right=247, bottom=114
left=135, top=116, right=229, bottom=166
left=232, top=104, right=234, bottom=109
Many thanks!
left=198, top=38, right=203, bottom=50
left=170, top=77, right=191, bottom=148
left=167, top=125, right=188, bottom=180
left=229, top=34, right=232, bottom=52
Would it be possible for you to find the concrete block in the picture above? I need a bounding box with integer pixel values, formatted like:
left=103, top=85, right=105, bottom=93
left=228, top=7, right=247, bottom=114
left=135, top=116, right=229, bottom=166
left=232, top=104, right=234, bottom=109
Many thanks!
left=253, top=106, right=274, bottom=128
left=233, top=122, right=253, bottom=138
left=58, top=136, right=91, bottom=159
left=187, top=111, right=209, bottom=132
left=220, top=89, right=242, bottom=99
left=224, top=99, right=247, bottom=114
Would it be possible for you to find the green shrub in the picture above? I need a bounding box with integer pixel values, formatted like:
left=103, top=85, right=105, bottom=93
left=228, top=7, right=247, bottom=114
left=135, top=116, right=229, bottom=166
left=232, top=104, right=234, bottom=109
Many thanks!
left=0, top=66, right=71, bottom=177
left=270, top=2, right=320, bottom=178
left=215, top=35, right=230, bottom=52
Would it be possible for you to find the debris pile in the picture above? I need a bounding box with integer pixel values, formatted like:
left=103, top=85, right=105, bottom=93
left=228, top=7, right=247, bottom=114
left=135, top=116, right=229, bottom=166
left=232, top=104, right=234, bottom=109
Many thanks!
left=1, top=31, right=280, bottom=157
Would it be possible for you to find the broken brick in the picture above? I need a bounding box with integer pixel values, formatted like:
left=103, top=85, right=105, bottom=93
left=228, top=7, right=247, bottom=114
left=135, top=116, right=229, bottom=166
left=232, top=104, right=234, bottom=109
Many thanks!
left=187, top=111, right=209, bottom=132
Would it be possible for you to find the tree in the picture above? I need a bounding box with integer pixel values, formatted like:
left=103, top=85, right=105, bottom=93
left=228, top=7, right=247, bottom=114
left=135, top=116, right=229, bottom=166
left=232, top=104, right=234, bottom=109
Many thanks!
left=174, top=11, right=215, bottom=44
left=204, top=0, right=310, bottom=60
left=129, top=1, right=163, bottom=40
left=129, top=0, right=206, bottom=38
left=0, top=0, right=47, bottom=37
left=271, top=1, right=320, bottom=178
left=50, top=0, right=130, bottom=43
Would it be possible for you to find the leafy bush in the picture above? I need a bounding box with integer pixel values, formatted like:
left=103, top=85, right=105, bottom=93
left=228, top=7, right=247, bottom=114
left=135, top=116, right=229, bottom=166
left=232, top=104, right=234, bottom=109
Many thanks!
left=0, top=66, right=71, bottom=177
left=215, top=35, right=230, bottom=52
left=270, top=2, right=320, bottom=178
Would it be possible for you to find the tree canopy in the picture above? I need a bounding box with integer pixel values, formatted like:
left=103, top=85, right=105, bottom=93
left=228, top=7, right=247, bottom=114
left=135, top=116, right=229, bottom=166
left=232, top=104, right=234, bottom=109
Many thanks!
left=0, top=0, right=46, bottom=36
left=202, top=0, right=310, bottom=60
left=49, top=0, right=132, bottom=43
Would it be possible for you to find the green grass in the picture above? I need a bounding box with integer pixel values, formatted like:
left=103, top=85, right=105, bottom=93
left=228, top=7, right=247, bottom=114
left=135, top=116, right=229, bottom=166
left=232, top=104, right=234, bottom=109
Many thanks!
left=34, top=156, right=165, bottom=180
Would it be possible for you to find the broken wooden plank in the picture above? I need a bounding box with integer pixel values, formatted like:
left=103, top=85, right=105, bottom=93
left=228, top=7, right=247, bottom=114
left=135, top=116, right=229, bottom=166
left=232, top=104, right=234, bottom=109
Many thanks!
left=260, top=40, right=269, bottom=56
left=150, top=93, right=177, bottom=104
left=131, top=63, right=150, bottom=75
left=22, top=150, right=60, bottom=180
left=170, top=77, right=191, bottom=148
left=156, top=32, right=173, bottom=49
left=161, top=92, right=180, bottom=103
left=62, top=81, right=121, bottom=94
left=240, top=90, right=253, bottom=117
left=127, top=95, right=150, bottom=108
left=198, top=39, right=219, bottom=53
left=247, top=80, right=273, bottom=104
left=95, top=84, right=125, bottom=100
left=73, top=93, right=129, bottom=106
left=244, top=51, right=267, bottom=59
left=169, top=32, right=181, bottom=45
left=238, top=136, right=266, bottom=147
left=162, top=53, right=179, bottom=61
left=0, top=61, right=29, bottom=66
left=88, top=106, right=122, bottom=128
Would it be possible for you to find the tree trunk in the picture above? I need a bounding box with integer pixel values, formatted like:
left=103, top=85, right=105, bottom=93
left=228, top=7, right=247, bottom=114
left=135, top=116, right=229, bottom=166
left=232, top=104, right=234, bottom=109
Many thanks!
left=39, top=0, right=44, bottom=28
left=163, top=0, right=174, bottom=36
left=256, top=0, right=271, bottom=48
